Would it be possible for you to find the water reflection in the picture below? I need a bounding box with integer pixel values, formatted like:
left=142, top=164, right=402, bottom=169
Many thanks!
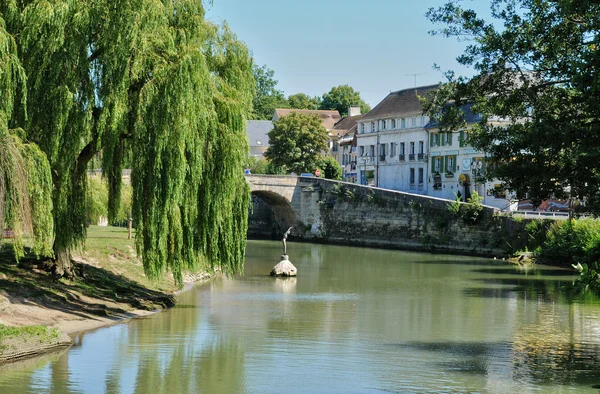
left=1, top=241, right=600, bottom=393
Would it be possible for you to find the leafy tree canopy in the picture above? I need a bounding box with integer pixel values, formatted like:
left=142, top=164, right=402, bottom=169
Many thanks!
left=265, top=113, right=329, bottom=175
left=424, top=0, right=600, bottom=212
left=252, top=64, right=289, bottom=120
left=320, top=85, right=371, bottom=117
left=319, top=156, right=342, bottom=180
left=288, top=93, right=321, bottom=110
left=1, top=1, right=253, bottom=285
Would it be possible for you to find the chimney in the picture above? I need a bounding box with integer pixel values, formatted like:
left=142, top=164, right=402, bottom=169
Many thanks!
left=348, top=106, right=361, bottom=117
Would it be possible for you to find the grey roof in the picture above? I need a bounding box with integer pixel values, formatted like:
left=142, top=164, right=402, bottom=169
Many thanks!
left=333, top=114, right=364, bottom=134
left=361, top=84, right=438, bottom=121
left=424, top=103, right=483, bottom=129
left=246, top=120, right=273, bottom=147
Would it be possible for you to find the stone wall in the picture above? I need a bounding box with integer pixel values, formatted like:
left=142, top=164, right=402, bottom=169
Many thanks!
left=247, top=176, right=533, bottom=257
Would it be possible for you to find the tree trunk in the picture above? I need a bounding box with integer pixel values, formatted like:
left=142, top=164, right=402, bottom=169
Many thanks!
left=53, top=245, right=74, bottom=279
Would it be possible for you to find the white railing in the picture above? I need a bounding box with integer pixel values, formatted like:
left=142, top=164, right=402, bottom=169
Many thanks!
left=510, top=211, right=570, bottom=220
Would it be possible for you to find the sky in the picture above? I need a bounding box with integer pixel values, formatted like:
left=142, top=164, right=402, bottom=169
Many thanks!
left=205, top=0, right=492, bottom=108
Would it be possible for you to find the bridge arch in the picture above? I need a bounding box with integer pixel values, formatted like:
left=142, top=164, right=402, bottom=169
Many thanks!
left=249, top=189, right=299, bottom=239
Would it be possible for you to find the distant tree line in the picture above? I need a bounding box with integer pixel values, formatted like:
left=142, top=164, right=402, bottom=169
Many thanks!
left=251, top=64, right=371, bottom=120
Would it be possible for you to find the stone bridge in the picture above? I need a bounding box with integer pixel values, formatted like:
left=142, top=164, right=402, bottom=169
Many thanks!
left=246, top=175, right=526, bottom=256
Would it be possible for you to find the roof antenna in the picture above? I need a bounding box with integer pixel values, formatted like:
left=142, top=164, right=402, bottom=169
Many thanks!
left=406, top=73, right=424, bottom=88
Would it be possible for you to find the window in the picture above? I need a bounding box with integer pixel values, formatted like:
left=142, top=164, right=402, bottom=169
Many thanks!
left=444, top=132, right=451, bottom=146
left=360, top=146, right=365, bottom=157
left=391, top=119, right=396, bottom=129
left=401, top=118, right=406, bottom=128
left=412, top=117, right=417, bottom=127
left=390, top=142, right=396, bottom=157
left=400, top=142, right=405, bottom=155
left=381, top=120, right=386, bottom=130
left=434, top=157, right=441, bottom=173
left=369, top=145, right=375, bottom=157
left=432, top=133, right=439, bottom=147
left=380, top=143, right=386, bottom=157
left=410, top=168, right=415, bottom=185
left=361, top=123, right=365, bottom=134
left=418, top=168, right=424, bottom=184
left=448, top=156, right=455, bottom=173
left=410, top=142, right=415, bottom=154
left=418, top=141, right=424, bottom=154
left=371, top=122, right=376, bottom=133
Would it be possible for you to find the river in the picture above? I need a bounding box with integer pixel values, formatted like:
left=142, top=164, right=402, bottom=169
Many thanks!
left=1, top=241, right=600, bottom=393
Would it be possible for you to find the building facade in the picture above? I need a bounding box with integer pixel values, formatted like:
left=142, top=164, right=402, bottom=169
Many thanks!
left=356, top=86, right=515, bottom=210
left=356, top=86, right=436, bottom=190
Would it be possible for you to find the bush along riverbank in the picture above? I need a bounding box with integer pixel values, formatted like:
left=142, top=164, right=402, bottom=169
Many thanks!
left=0, top=226, right=213, bottom=365
left=509, top=218, right=600, bottom=296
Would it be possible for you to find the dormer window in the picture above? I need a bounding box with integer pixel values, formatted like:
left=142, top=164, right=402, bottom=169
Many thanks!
left=371, top=122, right=375, bottom=133
left=391, top=119, right=396, bottom=129
left=381, top=120, right=386, bottom=130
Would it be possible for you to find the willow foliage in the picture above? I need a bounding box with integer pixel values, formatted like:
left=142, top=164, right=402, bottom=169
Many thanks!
left=2, top=1, right=253, bottom=284
left=0, top=16, right=53, bottom=258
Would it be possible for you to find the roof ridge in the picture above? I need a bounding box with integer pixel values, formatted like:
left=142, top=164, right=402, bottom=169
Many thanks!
left=388, top=84, right=439, bottom=95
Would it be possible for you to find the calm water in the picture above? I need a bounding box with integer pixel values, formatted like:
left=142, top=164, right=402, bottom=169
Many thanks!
left=2, top=241, right=600, bottom=393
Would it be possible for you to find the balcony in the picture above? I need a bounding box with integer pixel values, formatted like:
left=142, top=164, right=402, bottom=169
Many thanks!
left=398, top=154, right=405, bottom=161
left=417, top=153, right=425, bottom=161
left=408, top=154, right=415, bottom=161
left=379, top=155, right=386, bottom=162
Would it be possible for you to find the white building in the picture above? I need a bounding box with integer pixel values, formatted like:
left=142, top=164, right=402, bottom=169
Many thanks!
left=426, top=104, right=516, bottom=210
left=356, top=86, right=516, bottom=210
left=356, top=85, right=436, bottom=191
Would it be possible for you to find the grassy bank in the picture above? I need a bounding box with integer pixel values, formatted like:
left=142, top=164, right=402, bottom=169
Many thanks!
left=0, top=225, right=210, bottom=364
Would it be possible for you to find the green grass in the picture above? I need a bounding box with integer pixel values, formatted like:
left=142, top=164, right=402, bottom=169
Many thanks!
left=0, top=324, right=59, bottom=341
left=0, top=324, right=60, bottom=354
left=0, top=226, right=186, bottom=320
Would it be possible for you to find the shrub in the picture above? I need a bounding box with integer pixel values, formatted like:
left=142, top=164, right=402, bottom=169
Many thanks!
left=462, top=191, right=484, bottom=224
left=542, top=219, right=600, bottom=266
left=319, top=156, right=342, bottom=180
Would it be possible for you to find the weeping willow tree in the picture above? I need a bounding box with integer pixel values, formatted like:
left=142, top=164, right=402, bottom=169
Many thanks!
left=0, top=16, right=53, bottom=259
left=1, top=1, right=253, bottom=285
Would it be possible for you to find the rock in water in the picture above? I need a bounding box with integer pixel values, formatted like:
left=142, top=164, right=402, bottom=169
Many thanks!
left=270, top=255, right=297, bottom=277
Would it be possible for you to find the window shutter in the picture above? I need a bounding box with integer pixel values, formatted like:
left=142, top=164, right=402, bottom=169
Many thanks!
left=430, top=133, right=434, bottom=147
left=443, top=156, right=448, bottom=173
left=441, top=133, right=445, bottom=146
left=431, top=156, right=435, bottom=173
left=459, top=131, right=464, bottom=147
left=449, top=132, right=453, bottom=146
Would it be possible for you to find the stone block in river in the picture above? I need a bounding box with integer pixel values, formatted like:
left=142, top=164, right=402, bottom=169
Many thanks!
left=270, top=255, right=297, bottom=277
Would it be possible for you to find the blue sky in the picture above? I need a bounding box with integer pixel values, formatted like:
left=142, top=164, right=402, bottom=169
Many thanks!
left=205, top=0, right=491, bottom=108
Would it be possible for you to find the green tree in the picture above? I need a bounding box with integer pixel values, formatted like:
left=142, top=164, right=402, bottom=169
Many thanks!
left=243, top=156, right=268, bottom=175
left=1, top=1, right=253, bottom=285
left=265, top=113, right=329, bottom=175
left=86, top=177, right=108, bottom=225
left=319, top=156, right=342, bottom=180
left=0, top=19, right=53, bottom=260
left=288, top=93, right=321, bottom=110
left=320, top=85, right=371, bottom=117
left=252, top=64, right=289, bottom=120
left=424, top=0, right=600, bottom=214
